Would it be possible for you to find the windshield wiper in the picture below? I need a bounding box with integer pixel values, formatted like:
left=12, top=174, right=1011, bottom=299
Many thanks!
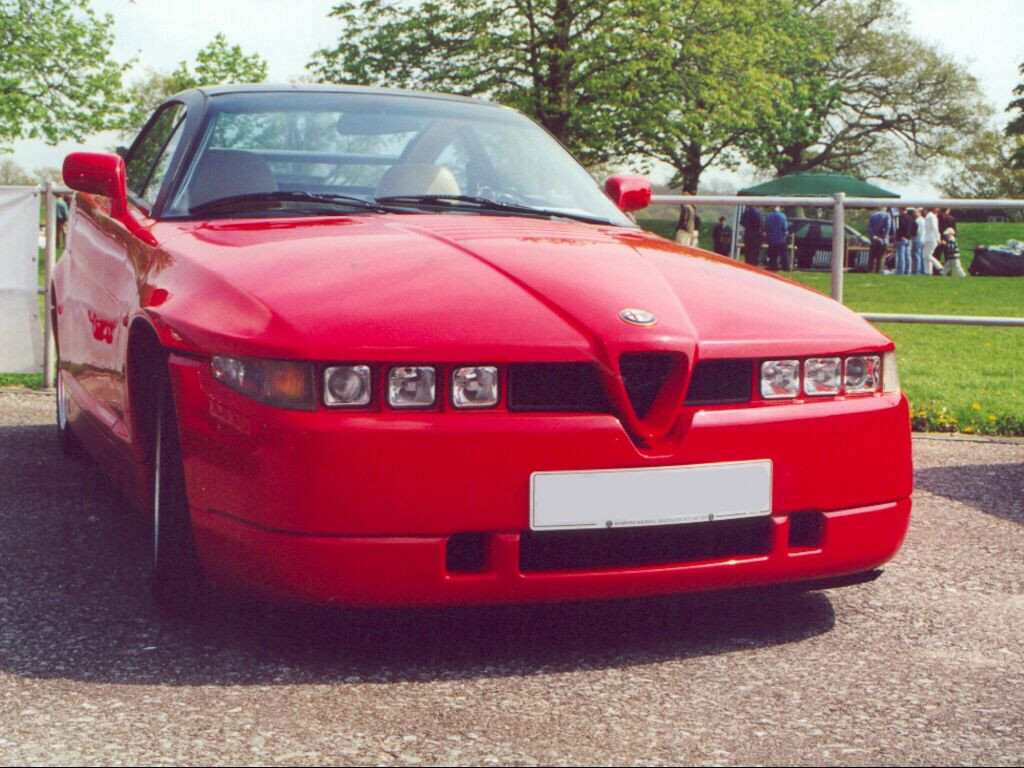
left=374, top=194, right=614, bottom=225
left=189, top=190, right=395, bottom=216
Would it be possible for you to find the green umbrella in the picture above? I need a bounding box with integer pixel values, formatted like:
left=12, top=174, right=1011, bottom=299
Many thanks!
left=738, top=172, right=899, bottom=198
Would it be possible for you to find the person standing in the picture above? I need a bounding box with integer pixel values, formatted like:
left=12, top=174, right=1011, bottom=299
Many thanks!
left=913, top=208, right=929, bottom=274
left=867, top=206, right=892, bottom=273
left=895, top=207, right=915, bottom=275
left=675, top=192, right=697, bottom=247
left=712, top=216, right=732, bottom=256
left=922, top=207, right=942, bottom=274
left=938, top=208, right=957, bottom=238
left=765, top=206, right=789, bottom=271
left=55, top=194, right=70, bottom=251
left=940, top=228, right=966, bottom=277
left=740, top=206, right=764, bottom=267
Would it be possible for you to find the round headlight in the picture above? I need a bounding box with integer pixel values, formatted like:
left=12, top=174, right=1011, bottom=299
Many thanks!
left=844, top=356, right=881, bottom=394
left=324, top=365, right=371, bottom=407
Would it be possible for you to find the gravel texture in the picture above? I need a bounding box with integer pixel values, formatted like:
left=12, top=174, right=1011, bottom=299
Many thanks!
left=0, top=390, right=1021, bottom=766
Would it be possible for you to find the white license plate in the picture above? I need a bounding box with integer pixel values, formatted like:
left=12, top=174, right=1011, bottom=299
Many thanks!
left=530, top=460, right=772, bottom=531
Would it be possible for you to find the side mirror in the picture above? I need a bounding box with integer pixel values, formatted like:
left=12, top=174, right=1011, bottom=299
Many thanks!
left=62, top=152, right=156, bottom=246
left=63, top=152, right=128, bottom=216
left=604, top=175, right=652, bottom=213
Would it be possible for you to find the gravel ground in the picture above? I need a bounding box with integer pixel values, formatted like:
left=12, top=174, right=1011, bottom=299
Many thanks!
left=0, top=389, right=1021, bottom=766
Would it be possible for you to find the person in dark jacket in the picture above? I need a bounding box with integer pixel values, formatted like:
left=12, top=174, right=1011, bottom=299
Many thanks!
left=764, top=206, right=789, bottom=271
left=895, top=207, right=915, bottom=275
left=867, top=206, right=892, bottom=273
left=739, top=206, right=763, bottom=267
left=712, top=216, right=732, bottom=256
left=938, top=208, right=957, bottom=240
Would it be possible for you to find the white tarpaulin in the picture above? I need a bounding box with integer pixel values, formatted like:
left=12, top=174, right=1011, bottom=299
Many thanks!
left=0, top=186, right=43, bottom=373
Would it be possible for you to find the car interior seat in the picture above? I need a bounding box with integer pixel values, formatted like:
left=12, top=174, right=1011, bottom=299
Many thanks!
left=375, top=163, right=461, bottom=198
left=188, top=149, right=278, bottom=209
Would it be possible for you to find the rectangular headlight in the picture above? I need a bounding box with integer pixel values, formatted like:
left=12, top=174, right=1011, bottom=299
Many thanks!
left=388, top=366, right=436, bottom=408
left=760, top=360, right=800, bottom=399
left=324, top=365, right=372, bottom=407
left=844, top=356, right=881, bottom=394
left=211, top=355, right=315, bottom=411
left=804, top=357, right=841, bottom=396
left=452, top=366, right=499, bottom=408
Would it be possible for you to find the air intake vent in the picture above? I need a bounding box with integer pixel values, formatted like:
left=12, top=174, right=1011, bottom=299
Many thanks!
left=685, top=359, right=753, bottom=405
left=619, top=353, right=674, bottom=419
left=507, top=363, right=612, bottom=412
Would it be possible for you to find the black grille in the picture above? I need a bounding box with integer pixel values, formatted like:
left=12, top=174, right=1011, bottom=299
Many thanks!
left=685, top=359, right=753, bottom=405
left=519, top=517, right=772, bottom=572
left=507, top=363, right=612, bottom=412
left=619, top=353, right=674, bottom=419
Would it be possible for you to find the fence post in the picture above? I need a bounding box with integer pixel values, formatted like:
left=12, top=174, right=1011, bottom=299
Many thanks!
left=43, top=182, right=56, bottom=389
left=831, top=192, right=845, bottom=303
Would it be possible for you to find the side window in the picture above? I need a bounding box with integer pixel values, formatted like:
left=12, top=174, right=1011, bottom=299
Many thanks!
left=125, top=104, right=187, bottom=206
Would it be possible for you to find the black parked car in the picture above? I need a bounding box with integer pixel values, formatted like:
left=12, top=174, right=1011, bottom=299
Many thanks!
left=789, top=218, right=872, bottom=272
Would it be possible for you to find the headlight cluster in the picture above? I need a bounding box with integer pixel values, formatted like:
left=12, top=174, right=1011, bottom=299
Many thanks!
left=213, top=357, right=499, bottom=410
left=760, top=352, right=898, bottom=400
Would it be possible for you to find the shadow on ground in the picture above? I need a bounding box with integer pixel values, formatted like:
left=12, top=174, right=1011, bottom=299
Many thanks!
left=915, top=461, right=1024, bottom=526
left=0, top=422, right=835, bottom=687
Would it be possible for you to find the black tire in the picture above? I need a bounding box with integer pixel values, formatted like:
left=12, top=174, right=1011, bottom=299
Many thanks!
left=150, top=364, right=207, bottom=615
left=55, top=356, right=85, bottom=459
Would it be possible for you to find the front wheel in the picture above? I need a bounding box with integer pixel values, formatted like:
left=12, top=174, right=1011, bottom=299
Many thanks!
left=150, top=365, right=207, bottom=615
left=56, top=361, right=84, bottom=458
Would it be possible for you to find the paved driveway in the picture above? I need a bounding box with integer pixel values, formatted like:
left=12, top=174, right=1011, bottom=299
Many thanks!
left=0, top=390, right=1021, bottom=765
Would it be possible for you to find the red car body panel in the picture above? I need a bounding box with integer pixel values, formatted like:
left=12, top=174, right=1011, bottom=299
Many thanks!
left=55, top=173, right=913, bottom=607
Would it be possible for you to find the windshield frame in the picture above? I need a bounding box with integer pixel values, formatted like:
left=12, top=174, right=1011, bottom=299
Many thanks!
left=150, top=87, right=635, bottom=227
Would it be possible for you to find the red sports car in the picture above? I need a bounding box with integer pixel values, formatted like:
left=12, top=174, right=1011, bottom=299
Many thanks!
left=54, top=85, right=912, bottom=613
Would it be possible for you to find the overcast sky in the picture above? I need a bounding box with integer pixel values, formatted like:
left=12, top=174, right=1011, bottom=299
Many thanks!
left=10, top=0, right=1024, bottom=195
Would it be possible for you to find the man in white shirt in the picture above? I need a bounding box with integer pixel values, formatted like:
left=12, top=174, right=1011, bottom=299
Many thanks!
left=922, top=208, right=942, bottom=275
left=912, top=208, right=925, bottom=274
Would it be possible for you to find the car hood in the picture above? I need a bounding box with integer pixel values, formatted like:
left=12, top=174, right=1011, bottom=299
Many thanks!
left=149, top=213, right=888, bottom=364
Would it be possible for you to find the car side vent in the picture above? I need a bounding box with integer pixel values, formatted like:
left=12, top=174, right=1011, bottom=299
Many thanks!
left=685, top=359, right=753, bottom=405
left=619, top=353, right=674, bottom=419
left=507, top=363, right=612, bottom=412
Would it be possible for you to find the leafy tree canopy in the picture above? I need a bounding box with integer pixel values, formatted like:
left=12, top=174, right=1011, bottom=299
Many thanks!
left=742, top=0, right=989, bottom=182
left=122, top=33, right=268, bottom=137
left=940, top=128, right=1024, bottom=200
left=0, top=0, right=127, bottom=151
left=625, top=0, right=825, bottom=192
left=309, top=0, right=684, bottom=166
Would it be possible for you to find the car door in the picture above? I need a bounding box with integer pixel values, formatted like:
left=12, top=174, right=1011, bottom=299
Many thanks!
left=63, top=103, right=187, bottom=449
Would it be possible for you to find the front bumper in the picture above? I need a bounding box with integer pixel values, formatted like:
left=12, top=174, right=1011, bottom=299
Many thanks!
left=169, top=354, right=913, bottom=606
left=193, top=499, right=910, bottom=606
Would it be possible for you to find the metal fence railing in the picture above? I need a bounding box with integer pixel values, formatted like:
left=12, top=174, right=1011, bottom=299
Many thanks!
left=650, top=193, right=1024, bottom=325
left=24, top=187, right=1024, bottom=389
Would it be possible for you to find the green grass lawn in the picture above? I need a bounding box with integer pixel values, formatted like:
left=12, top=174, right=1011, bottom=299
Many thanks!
left=788, top=272, right=1024, bottom=436
left=639, top=218, right=1024, bottom=435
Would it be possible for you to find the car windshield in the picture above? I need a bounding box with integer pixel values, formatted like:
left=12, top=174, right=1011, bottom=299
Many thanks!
left=165, top=90, right=633, bottom=226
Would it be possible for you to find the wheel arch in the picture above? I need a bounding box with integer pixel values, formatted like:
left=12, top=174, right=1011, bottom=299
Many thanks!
left=126, top=316, right=167, bottom=463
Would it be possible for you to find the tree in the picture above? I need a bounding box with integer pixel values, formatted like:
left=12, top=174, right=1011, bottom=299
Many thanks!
left=625, top=0, right=824, bottom=192
left=939, top=128, right=1024, bottom=202
left=0, top=158, right=33, bottom=185
left=308, top=0, right=678, bottom=166
left=122, top=33, right=268, bottom=136
left=742, top=0, right=988, bottom=182
left=1007, top=60, right=1024, bottom=169
left=0, top=0, right=127, bottom=151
